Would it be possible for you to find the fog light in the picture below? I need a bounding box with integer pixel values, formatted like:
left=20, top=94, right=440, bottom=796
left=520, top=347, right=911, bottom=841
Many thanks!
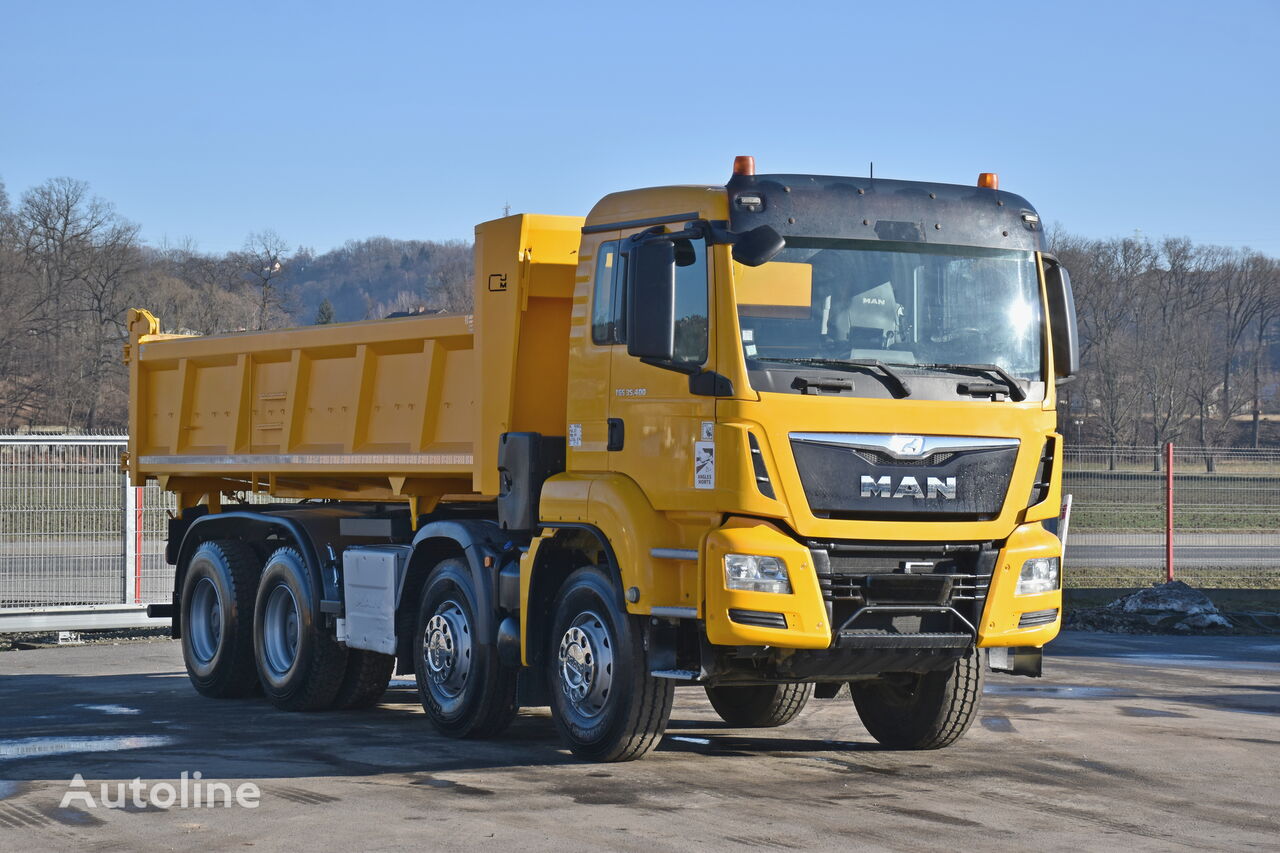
left=1016, top=557, right=1060, bottom=596
left=724, top=554, right=791, bottom=594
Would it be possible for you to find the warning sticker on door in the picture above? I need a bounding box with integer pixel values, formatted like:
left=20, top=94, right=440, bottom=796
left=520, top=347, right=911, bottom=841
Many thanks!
left=700, top=421, right=714, bottom=441
left=694, top=440, right=715, bottom=489
left=568, top=423, right=582, bottom=447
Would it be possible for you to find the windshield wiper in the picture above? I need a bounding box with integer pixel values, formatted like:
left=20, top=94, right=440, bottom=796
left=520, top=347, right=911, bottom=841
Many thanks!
left=753, top=357, right=912, bottom=398
left=916, top=362, right=1027, bottom=402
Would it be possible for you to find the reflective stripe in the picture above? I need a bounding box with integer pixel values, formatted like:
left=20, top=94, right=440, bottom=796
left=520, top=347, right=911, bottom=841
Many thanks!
left=650, top=548, right=698, bottom=561
left=650, top=606, right=698, bottom=619
left=139, top=453, right=473, bottom=467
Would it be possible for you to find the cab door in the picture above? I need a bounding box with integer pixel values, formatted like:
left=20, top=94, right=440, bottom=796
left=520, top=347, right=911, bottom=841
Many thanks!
left=607, top=229, right=717, bottom=509
left=565, top=232, right=621, bottom=474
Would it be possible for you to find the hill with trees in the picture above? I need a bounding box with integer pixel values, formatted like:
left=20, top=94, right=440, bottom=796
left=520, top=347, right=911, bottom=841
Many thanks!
left=0, top=177, right=472, bottom=431
left=2, top=174, right=1278, bottom=443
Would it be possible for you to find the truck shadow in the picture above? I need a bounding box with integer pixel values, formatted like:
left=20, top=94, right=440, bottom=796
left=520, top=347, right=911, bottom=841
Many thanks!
left=0, top=670, right=575, bottom=783
left=0, top=669, right=912, bottom=783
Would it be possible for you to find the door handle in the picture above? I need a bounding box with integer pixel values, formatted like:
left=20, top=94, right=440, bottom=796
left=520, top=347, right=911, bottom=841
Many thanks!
left=607, top=418, right=624, bottom=452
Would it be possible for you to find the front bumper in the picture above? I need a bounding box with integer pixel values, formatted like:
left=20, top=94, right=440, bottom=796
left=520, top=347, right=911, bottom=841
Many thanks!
left=703, top=517, right=1063, bottom=651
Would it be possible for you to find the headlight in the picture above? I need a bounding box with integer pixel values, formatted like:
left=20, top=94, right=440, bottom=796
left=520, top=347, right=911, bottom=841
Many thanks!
left=1016, top=557, right=1060, bottom=596
left=724, top=554, right=791, bottom=594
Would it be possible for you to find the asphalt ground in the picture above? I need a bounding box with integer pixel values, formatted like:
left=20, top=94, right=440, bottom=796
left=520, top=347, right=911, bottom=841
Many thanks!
left=0, top=633, right=1277, bottom=852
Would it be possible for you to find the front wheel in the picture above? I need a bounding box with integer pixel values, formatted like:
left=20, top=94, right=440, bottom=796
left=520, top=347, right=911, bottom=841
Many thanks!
left=546, top=567, right=673, bottom=762
left=413, top=558, right=518, bottom=738
left=849, top=651, right=984, bottom=749
left=705, top=683, right=813, bottom=728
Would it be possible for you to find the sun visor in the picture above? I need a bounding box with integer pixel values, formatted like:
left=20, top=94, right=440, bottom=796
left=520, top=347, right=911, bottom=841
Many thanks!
left=725, top=173, right=1047, bottom=253
left=735, top=261, right=813, bottom=319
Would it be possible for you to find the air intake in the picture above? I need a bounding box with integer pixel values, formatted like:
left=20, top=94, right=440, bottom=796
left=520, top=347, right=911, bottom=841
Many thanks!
left=729, top=608, right=788, bottom=629
left=748, top=433, right=776, bottom=499
left=1028, top=438, right=1054, bottom=507
left=1018, top=608, right=1059, bottom=628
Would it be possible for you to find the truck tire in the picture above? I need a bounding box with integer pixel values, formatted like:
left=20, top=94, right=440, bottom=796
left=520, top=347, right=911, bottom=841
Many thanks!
left=413, top=558, right=518, bottom=738
left=180, top=539, right=261, bottom=698
left=253, top=546, right=349, bottom=711
left=547, top=567, right=674, bottom=762
left=849, top=651, right=984, bottom=750
left=705, top=683, right=813, bottom=728
left=332, top=650, right=395, bottom=710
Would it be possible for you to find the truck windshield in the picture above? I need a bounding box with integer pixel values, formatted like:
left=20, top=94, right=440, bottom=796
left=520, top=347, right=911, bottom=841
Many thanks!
left=734, top=239, right=1043, bottom=383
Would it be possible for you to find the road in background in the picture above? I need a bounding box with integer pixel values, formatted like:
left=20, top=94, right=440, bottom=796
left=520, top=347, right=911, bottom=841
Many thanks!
left=0, top=633, right=1276, bottom=851
left=1068, top=532, right=1280, bottom=567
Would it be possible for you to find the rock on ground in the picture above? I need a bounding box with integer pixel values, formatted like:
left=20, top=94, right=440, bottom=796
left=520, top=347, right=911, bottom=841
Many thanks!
left=1066, top=581, right=1236, bottom=635
left=1119, top=581, right=1219, bottom=617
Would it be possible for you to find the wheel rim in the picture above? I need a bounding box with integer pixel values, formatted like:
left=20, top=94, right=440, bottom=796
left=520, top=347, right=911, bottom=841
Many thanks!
left=424, top=599, right=472, bottom=702
left=557, top=610, right=614, bottom=720
left=188, top=577, right=222, bottom=665
left=261, top=583, right=301, bottom=677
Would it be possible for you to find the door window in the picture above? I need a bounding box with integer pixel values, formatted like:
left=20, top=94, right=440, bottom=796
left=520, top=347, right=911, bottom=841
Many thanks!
left=591, top=240, right=626, bottom=345
left=595, top=235, right=708, bottom=365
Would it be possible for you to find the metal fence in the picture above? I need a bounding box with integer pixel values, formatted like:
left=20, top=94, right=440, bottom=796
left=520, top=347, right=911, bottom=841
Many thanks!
left=1063, top=445, right=1280, bottom=589
left=0, top=435, right=176, bottom=631
left=2, top=437, right=1278, bottom=632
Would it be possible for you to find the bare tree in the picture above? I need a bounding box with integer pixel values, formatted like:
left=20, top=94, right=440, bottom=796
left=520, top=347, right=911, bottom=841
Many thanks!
left=238, top=230, right=292, bottom=329
left=156, top=240, right=257, bottom=333
left=8, top=178, right=142, bottom=429
left=1053, top=233, right=1152, bottom=465
left=77, top=219, right=142, bottom=430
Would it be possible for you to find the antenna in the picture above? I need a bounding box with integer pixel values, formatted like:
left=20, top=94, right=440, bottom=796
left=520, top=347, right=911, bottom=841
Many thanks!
left=503, top=202, right=511, bottom=217
left=869, top=161, right=874, bottom=181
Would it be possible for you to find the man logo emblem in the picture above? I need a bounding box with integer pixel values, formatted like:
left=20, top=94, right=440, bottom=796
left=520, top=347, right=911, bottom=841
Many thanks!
left=860, top=475, right=957, bottom=500
left=888, top=435, right=925, bottom=458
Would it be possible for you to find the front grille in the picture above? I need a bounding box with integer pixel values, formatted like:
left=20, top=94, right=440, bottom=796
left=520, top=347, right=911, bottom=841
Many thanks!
left=852, top=449, right=956, bottom=467
left=812, top=542, right=996, bottom=641
left=791, top=435, right=1019, bottom=519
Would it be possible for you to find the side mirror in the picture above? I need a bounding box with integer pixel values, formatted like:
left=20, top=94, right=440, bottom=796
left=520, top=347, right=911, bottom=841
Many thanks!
left=626, top=238, right=676, bottom=361
left=1044, top=258, right=1080, bottom=379
left=732, top=224, right=785, bottom=267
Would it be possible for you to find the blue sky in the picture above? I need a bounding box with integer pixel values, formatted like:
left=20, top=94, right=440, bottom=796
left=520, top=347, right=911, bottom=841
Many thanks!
left=2, top=0, right=1277, bottom=255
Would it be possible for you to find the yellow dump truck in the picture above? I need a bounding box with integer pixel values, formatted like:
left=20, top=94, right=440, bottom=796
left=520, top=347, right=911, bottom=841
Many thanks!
left=126, top=158, right=1078, bottom=760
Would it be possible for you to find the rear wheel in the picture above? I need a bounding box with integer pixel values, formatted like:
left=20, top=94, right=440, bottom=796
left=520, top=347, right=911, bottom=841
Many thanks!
left=546, top=567, right=673, bottom=762
left=332, top=649, right=395, bottom=710
left=253, top=546, right=349, bottom=711
left=413, top=558, right=518, bottom=738
left=180, top=540, right=261, bottom=698
left=849, top=651, right=984, bottom=749
left=705, top=683, right=813, bottom=728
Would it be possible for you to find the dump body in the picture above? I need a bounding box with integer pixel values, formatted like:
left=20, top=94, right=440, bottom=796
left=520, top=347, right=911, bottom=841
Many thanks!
left=125, top=214, right=581, bottom=511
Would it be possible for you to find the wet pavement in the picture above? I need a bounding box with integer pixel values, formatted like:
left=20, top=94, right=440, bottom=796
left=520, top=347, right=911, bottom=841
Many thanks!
left=0, top=632, right=1277, bottom=851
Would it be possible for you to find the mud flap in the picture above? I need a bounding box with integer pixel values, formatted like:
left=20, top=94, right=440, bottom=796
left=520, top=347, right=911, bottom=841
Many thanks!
left=988, top=645, right=1042, bottom=677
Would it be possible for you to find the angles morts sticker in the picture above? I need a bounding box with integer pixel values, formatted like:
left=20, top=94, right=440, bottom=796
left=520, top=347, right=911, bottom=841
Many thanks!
left=694, top=440, right=715, bottom=490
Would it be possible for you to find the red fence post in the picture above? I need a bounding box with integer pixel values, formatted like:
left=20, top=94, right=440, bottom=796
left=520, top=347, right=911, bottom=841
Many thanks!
left=1165, top=442, right=1174, bottom=584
